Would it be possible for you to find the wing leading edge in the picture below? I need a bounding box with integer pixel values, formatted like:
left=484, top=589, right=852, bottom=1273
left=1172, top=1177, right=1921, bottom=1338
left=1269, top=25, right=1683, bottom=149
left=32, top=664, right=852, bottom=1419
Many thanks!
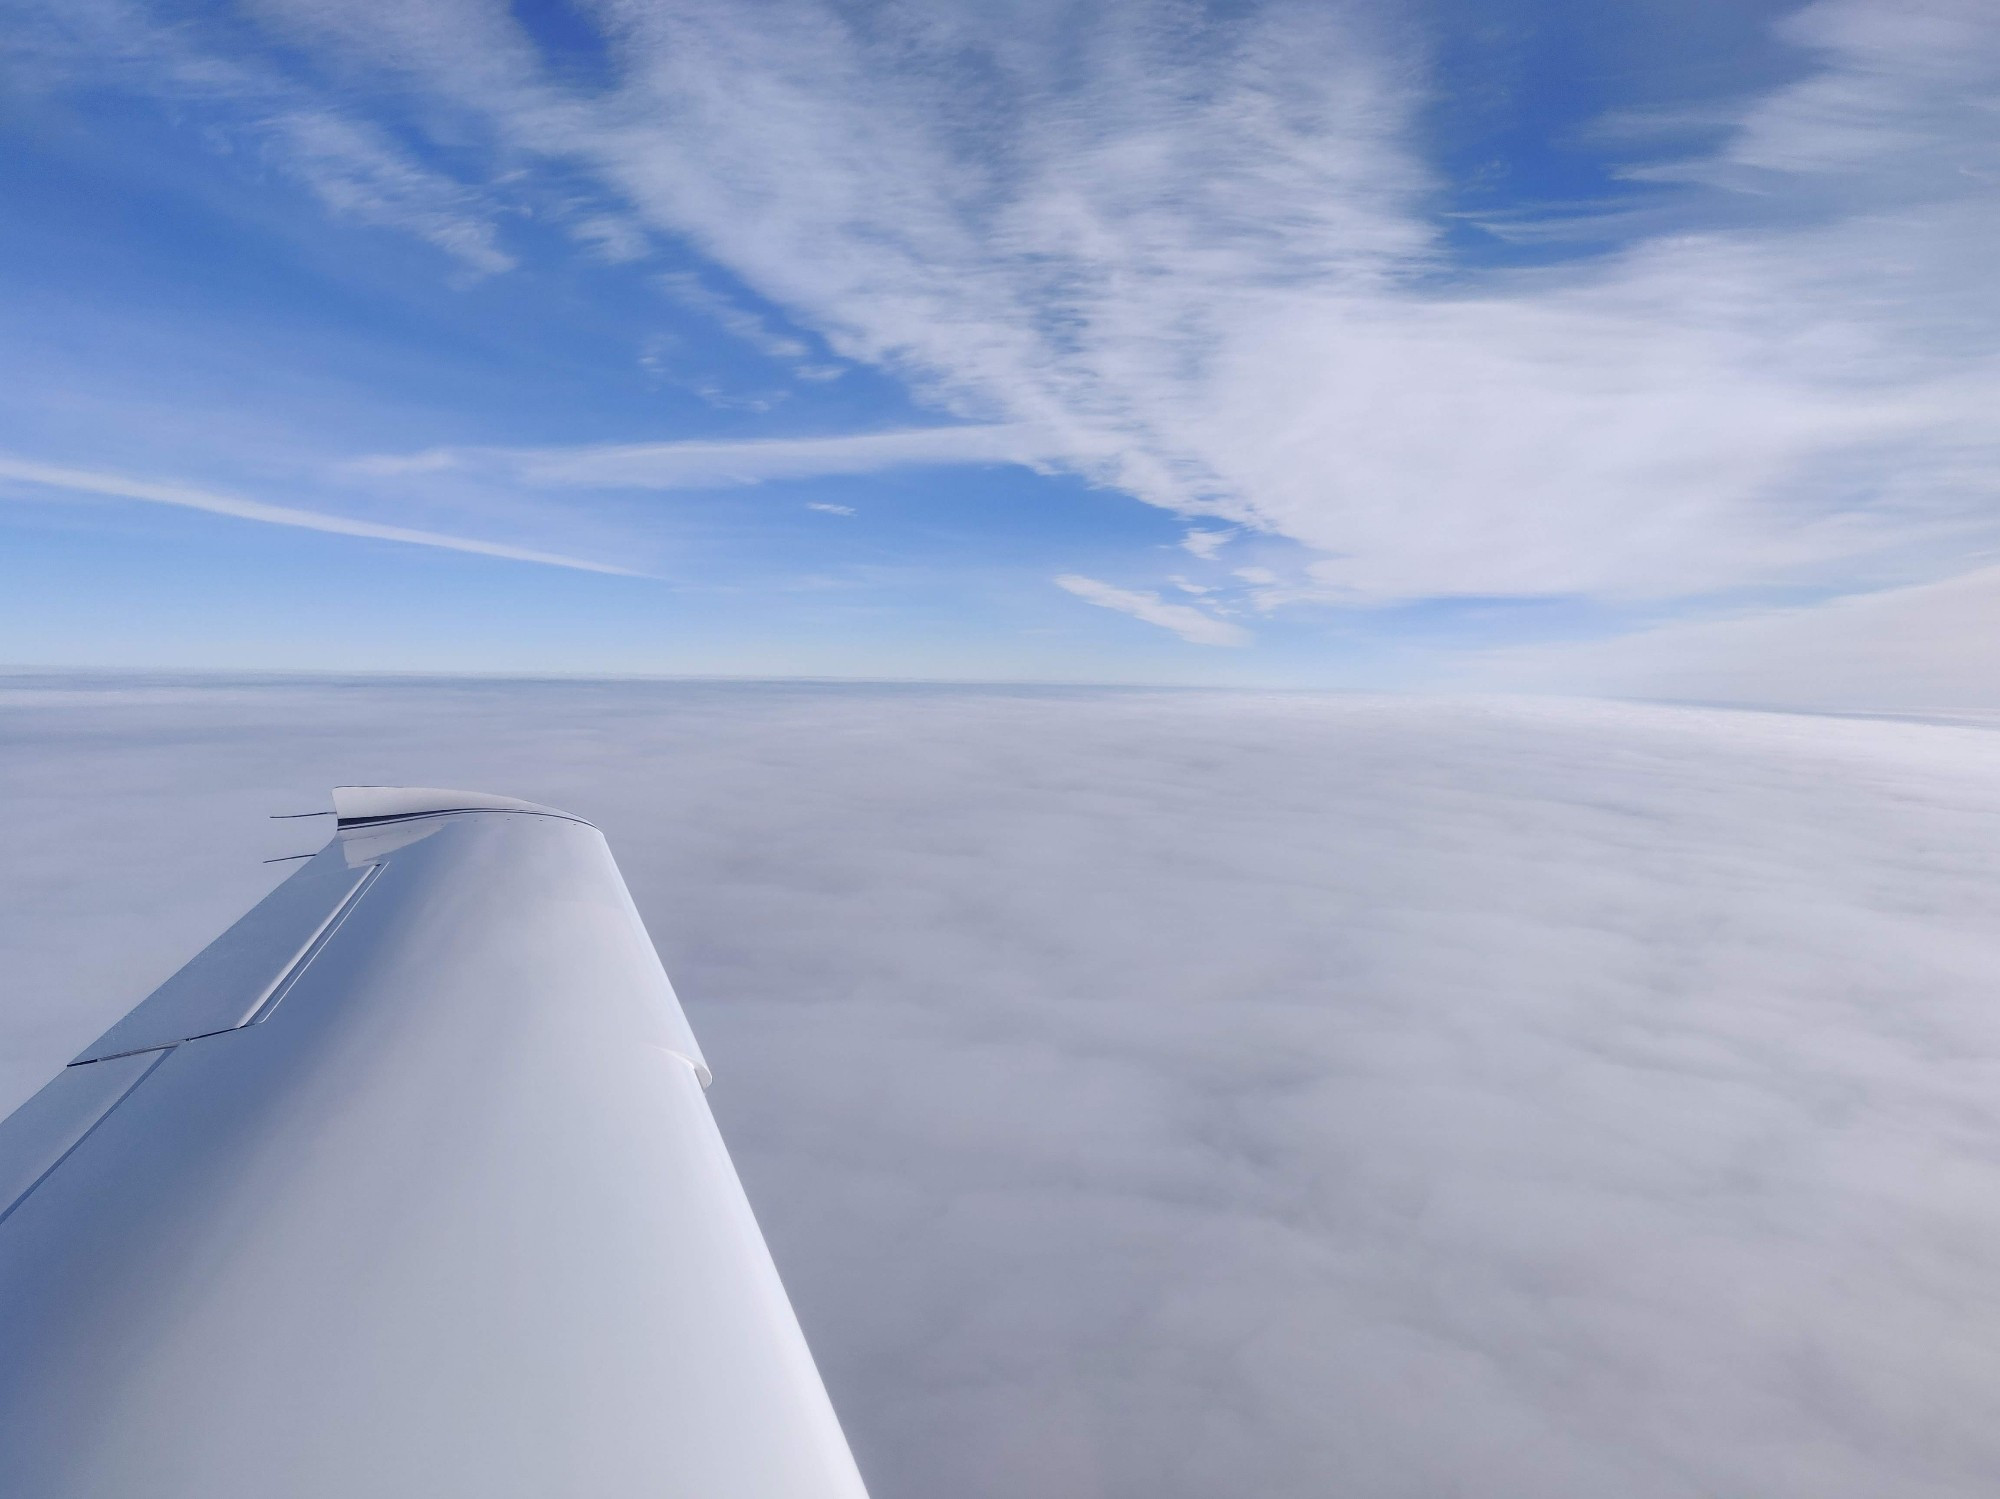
left=0, top=789, right=869, bottom=1499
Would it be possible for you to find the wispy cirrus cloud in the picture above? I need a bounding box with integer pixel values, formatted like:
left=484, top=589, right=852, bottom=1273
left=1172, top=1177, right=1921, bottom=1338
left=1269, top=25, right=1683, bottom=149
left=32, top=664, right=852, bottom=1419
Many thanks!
left=263, top=109, right=514, bottom=276
left=656, top=272, right=815, bottom=366
left=1054, top=574, right=1250, bottom=647
left=1, top=0, right=516, bottom=278
left=208, top=0, right=2000, bottom=614
left=0, top=456, right=633, bottom=574
left=10, top=0, right=2000, bottom=671
left=355, top=425, right=1051, bottom=489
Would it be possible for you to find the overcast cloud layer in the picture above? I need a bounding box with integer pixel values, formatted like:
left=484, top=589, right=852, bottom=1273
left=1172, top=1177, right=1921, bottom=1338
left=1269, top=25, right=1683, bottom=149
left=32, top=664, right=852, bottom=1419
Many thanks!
left=6, top=676, right=2000, bottom=1497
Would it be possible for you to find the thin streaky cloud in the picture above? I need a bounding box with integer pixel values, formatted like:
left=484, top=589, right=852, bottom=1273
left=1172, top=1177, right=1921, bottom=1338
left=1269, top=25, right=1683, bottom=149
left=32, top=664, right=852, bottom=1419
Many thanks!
left=1054, top=573, right=1251, bottom=647
left=0, top=457, right=635, bottom=575
left=266, top=109, right=515, bottom=277
left=357, top=425, right=1052, bottom=489
left=657, top=272, right=812, bottom=363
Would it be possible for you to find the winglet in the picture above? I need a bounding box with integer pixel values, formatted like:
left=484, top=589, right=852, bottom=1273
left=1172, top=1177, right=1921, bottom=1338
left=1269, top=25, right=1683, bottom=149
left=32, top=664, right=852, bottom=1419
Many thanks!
left=331, top=786, right=589, bottom=828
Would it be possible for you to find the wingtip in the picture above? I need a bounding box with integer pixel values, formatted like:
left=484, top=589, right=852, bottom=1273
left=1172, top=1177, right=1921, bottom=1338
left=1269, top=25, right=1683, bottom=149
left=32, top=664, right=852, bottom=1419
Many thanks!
left=330, top=786, right=588, bottom=828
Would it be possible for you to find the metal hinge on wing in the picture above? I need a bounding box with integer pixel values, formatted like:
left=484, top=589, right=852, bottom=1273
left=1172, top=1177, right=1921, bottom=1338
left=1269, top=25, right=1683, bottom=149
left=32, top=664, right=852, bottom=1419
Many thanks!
left=70, top=861, right=385, bottom=1065
left=237, top=862, right=383, bottom=1028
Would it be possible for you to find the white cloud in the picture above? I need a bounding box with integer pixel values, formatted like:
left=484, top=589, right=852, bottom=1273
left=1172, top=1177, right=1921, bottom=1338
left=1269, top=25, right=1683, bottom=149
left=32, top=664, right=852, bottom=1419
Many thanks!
left=0, top=455, right=632, bottom=574
left=1181, top=530, right=1232, bottom=560
left=657, top=271, right=813, bottom=363
left=18, top=0, right=2000, bottom=662
left=209, top=0, right=1994, bottom=615
left=278, top=0, right=1993, bottom=607
left=806, top=501, right=856, bottom=517
left=1054, top=574, right=1251, bottom=647
left=358, top=424, right=1050, bottom=489
left=9, top=681, right=2000, bottom=1496
left=263, top=109, right=515, bottom=276
left=1473, top=561, right=2000, bottom=713
left=0, top=4, right=518, bottom=278
left=571, top=214, right=651, bottom=264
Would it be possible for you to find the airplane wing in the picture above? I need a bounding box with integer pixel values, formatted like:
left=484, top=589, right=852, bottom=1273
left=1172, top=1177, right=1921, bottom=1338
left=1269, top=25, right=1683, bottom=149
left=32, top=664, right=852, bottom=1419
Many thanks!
left=0, top=788, right=871, bottom=1499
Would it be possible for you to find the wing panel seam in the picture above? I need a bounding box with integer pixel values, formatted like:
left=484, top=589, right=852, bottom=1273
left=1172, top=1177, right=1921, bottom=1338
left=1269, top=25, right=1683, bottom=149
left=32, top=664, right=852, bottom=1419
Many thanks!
left=0, top=1050, right=173, bottom=1228
left=66, top=862, right=383, bottom=1066
left=239, top=862, right=383, bottom=1027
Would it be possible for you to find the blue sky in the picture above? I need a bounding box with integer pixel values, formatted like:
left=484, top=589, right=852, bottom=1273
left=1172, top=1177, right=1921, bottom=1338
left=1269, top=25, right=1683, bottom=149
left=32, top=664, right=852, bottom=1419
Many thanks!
left=0, top=0, right=1994, bottom=687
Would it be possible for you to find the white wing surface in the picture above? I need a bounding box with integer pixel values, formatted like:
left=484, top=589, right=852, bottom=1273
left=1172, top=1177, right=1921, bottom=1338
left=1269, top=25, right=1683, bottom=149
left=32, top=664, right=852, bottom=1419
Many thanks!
left=0, top=789, right=870, bottom=1499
